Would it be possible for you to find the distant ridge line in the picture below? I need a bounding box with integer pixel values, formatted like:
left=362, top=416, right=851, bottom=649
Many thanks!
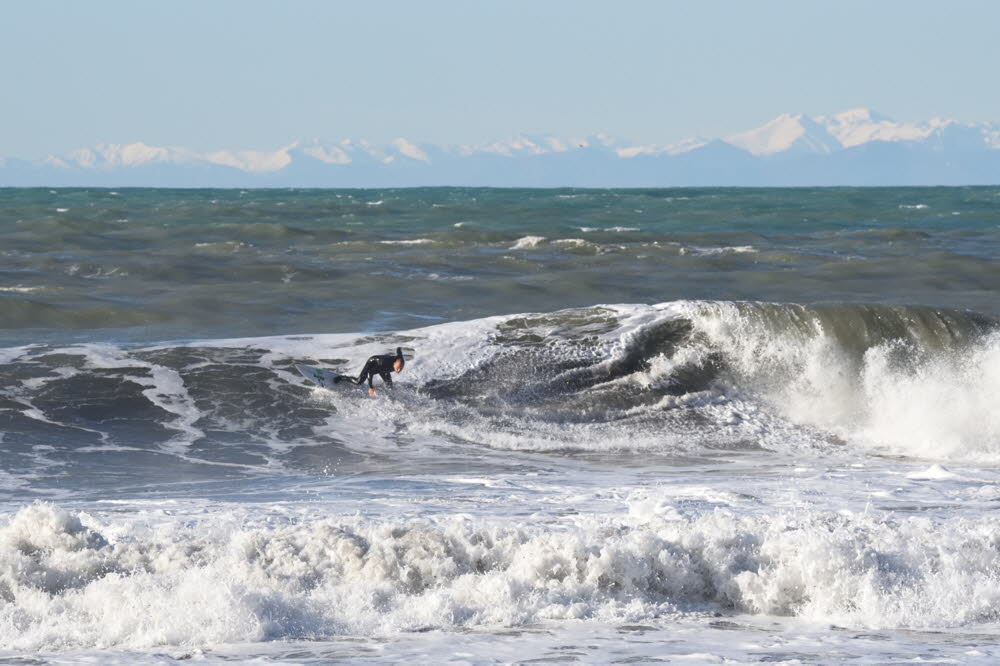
left=3, top=109, right=999, bottom=187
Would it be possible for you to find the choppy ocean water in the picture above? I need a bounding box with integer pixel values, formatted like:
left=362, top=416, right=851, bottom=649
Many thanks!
left=2, top=187, right=1000, bottom=663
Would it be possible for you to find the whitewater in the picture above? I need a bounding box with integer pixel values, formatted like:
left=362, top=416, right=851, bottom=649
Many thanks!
left=2, top=187, right=1000, bottom=663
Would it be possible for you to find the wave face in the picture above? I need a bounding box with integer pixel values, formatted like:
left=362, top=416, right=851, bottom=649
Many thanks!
left=421, top=301, right=1000, bottom=461
left=3, top=301, right=999, bottom=504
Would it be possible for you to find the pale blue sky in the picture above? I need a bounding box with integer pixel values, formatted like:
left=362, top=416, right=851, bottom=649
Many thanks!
left=2, top=0, right=997, bottom=157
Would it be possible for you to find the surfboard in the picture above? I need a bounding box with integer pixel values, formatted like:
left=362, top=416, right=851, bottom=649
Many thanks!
left=295, top=364, right=353, bottom=389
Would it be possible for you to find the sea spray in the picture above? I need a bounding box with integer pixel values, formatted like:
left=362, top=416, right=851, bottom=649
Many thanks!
left=669, top=301, right=1000, bottom=459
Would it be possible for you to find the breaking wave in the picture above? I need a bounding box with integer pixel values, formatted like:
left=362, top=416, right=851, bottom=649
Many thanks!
left=2, top=300, right=1000, bottom=477
left=2, top=502, right=999, bottom=650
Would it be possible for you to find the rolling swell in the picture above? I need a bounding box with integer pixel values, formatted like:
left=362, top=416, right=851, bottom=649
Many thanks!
left=5, top=187, right=1000, bottom=348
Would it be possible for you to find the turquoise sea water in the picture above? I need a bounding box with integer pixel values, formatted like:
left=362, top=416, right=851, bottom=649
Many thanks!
left=2, top=187, right=999, bottom=344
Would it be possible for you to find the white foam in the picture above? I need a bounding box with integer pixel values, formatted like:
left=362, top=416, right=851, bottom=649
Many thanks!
left=379, top=238, right=434, bottom=245
left=552, top=238, right=590, bottom=248
left=672, top=302, right=1000, bottom=462
left=3, top=502, right=1000, bottom=651
left=193, top=241, right=251, bottom=251
left=510, top=235, right=547, bottom=249
left=62, top=344, right=205, bottom=450
left=0, top=345, right=35, bottom=365
left=0, top=286, right=45, bottom=293
left=906, top=464, right=961, bottom=480
left=680, top=245, right=757, bottom=256
left=425, top=272, right=472, bottom=281
left=578, top=226, right=639, bottom=233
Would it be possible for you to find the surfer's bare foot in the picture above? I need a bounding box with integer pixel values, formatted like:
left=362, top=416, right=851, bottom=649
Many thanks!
left=369, top=388, right=376, bottom=397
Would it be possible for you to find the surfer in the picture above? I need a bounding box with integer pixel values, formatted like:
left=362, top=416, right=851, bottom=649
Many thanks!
left=336, top=347, right=405, bottom=396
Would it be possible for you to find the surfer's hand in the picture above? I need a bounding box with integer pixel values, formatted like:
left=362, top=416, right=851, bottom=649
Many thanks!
left=369, top=388, right=376, bottom=397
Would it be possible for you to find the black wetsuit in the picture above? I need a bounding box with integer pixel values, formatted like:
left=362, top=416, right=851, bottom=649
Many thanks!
left=355, top=354, right=396, bottom=389
left=333, top=347, right=404, bottom=389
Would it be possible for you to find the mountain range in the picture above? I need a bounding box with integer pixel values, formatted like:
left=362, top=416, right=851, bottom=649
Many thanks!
left=3, top=109, right=999, bottom=187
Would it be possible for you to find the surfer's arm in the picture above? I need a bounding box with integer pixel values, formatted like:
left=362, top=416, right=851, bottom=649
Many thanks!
left=380, top=371, right=393, bottom=388
left=357, top=358, right=377, bottom=388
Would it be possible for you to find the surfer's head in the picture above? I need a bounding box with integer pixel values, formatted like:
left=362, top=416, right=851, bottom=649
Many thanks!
left=394, top=347, right=405, bottom=372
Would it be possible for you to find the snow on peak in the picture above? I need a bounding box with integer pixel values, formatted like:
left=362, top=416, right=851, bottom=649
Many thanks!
left=392, top=138, right=430, bottom=163
left=928, top=116, right=957, bottom=129
left=618, top=137, right=708, bottom=158
left=204, top=143, right=295, bottom=173
left=726, top=113, right=841, bottom=156
left=816, top=108, right=933, bottom=147
left=827, top=108, right=893, bottom=125
left=477, top=136, right=553, bottom=157
left=984, top=124, right=1000, bottom=150
left=589, top=133, right=620, bottom=148
left=334, top=139, right=399, bottom=164
left=469, top=134, right=601, bottom=158
left=61, top=142, right=195, bottom=169
left=300, top=142, right=352, bottom=165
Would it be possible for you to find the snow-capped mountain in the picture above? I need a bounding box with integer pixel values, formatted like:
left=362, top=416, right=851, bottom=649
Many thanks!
left=3, top=110, right=1000, bottom=186
left=726, top=113, right=842, bottom=156
left=818, top=108, right=928, bottom=147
